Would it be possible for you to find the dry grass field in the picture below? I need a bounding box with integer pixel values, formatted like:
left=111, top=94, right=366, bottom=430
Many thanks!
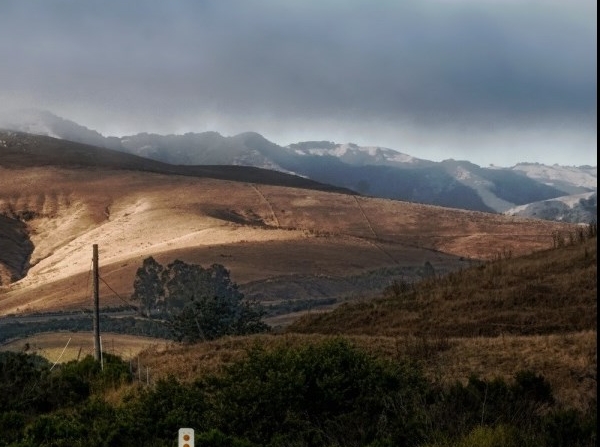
left=284, top=237, right=597, bottom=409
left=289, top=238, right=597, bottom=337
left=130, top=238, right=597, bottom=410
left=6, top=238, right=590, bottom=410
left=0, top=331, right=169, bottom=363
left=122, top=330, right=595, bottom=411
left=4, top=328, right=593, bottom=410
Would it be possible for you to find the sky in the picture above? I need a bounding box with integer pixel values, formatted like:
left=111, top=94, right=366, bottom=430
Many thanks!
left=0, top=0, right=597, bottom=167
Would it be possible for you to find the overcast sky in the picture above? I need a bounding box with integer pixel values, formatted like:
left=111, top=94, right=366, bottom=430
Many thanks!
left=0, top=0, right=596, bottom=167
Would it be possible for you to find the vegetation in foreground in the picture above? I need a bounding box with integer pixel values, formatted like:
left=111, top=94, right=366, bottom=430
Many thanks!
left=1, top=339, right=596, bottom=447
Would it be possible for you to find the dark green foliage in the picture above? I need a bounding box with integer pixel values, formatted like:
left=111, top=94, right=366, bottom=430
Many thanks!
left=0, top=314, right=174, bottom=344
left=0, top=411, right=27, bottom=446
left=0, top=344, right=596, bottom=446
left=430, top=370, right=555, bottom=439
left=196, top=429, right=259, bottom=447
left=56, top=353, right=132, bottom=394
left=0, top=351, right=53, bottom=414
left=513, top=370, right=554, bottom=407
left=209, top=339, right=429, bottom=446
left=541, top=408, right=597, bottom=447
left=131, top=256, right=165, bottom=317
left=430, top=424, right=532, bottom=447
left=125, top=375, right=209, bottom=441
left=22, top=411, right=87, bottom=447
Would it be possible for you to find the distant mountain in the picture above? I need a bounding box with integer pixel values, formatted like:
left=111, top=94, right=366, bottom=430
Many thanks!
left=509, top=163, right=597, bottom=194
left=0, top=108, right=114, bottom=149
left=287, top=140, right=431, bottom=167
left=504, top=192, right=597, bottom=223
left=0, top=130, right=351, bottom=195
left=1, top=109, right=596, bottom=222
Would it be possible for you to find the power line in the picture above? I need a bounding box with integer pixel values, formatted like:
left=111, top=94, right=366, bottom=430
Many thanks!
left=98, top=275, right=138, bottom=312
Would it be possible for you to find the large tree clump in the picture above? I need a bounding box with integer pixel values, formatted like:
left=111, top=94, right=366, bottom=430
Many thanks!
left=131, top=257, right=269, bottom=342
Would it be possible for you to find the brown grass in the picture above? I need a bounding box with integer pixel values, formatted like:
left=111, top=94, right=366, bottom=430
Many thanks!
left=0, top=164, right=577, bottom=316
left=1, top=239, right=595, bottom=411
left=288, top=238, right=597, bottom=337
left=129, top=330, right=596, bottom=410
left=3, top=329, right=593, bottom=409
left=276, top=237, right=596, bottom=409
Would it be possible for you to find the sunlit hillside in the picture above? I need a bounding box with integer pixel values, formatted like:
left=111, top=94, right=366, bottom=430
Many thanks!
left=0, top=132, right=579, bottom=318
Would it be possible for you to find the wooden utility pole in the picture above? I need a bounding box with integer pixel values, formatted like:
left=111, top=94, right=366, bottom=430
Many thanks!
left=92, top=244, right=101, bottom=362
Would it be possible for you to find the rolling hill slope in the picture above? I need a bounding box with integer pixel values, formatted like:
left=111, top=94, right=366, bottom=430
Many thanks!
left=0, top=131, right=579, bottom=319
left=288, top=235, right=597, bottom=337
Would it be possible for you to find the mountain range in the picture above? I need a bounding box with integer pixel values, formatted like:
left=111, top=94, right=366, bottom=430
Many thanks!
left=1, top=109, right=596, bottom=223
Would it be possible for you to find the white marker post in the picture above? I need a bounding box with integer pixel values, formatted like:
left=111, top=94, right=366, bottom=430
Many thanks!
left=178, top=428, right=194, bottom=447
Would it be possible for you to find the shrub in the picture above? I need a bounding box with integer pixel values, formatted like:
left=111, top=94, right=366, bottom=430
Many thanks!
left=208, top=338, right=430, bottom=446
left=0, top=352, right=51, bottom=413
left=125, top=375, right=209, bottom=441
left=542, top=408, right=597, bottom=447
left=430, top=371, right=555, bottom=438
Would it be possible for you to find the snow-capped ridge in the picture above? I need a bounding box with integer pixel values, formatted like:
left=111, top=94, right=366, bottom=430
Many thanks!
left=504, top=192, right=597, bottom=224
left=511, top=163, right=597, bottom=191
left=287, top=141, right=419, bottom=165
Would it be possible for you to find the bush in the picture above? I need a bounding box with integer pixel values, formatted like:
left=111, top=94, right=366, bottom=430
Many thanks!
left=0, top=411, right=27, bottom=446
left=426, top=425, right=528, bottom=447
left=124, top=375, right=209, bottom=441
left=542, top=408, right=597, bottom=447
left=196, top=429, right=259, bottom=447
left=0, top=352, right=51, bottom=413
left=208, top=338, right=430, bottom=446
left=22, top=411, right=87, bottom=447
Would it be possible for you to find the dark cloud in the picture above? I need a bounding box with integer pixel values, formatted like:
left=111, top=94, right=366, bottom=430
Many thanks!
left=0, top=0, right=596, bottom=166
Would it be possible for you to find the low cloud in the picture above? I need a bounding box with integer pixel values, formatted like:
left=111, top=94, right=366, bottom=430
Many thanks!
left=0, top=0, right=596, bottom=166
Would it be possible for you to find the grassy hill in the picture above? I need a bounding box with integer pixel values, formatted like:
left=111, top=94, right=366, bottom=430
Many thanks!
left=1, top=131, right=580, bottom=319
left=0, top=130, right=352, bottom=193
left=1, top=130, right=595, bottom=410
left=288, top=234, right=597, bottom=338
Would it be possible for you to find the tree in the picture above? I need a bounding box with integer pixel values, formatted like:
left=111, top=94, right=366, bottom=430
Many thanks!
left=130, top=257, right=269, bottom=341
left=131, top=256, right=165, bottom=317
left=166, top=262, right=269, bottom=342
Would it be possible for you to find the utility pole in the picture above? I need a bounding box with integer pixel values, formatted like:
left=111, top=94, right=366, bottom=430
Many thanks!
left=92, top=244, right=101, bottom=362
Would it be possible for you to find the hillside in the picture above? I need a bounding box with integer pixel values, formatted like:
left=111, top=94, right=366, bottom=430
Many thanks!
left=288, top=235, right=597, bottom=337
left=2, top=235, right=596, bottom=412
left=0, top=131, right=582, bottom=321
left=8, top=236, right=593, bottom=408
left=504, top=191, right=597, bottom=223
